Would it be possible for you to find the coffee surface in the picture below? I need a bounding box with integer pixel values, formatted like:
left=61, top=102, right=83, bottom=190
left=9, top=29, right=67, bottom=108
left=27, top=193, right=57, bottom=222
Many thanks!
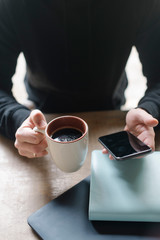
left=51, top=128, right=83, bottom=142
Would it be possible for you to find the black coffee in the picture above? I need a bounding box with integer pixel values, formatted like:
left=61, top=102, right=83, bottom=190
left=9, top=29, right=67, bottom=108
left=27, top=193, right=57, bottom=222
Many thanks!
left=51, top=128, right=83, bottom=142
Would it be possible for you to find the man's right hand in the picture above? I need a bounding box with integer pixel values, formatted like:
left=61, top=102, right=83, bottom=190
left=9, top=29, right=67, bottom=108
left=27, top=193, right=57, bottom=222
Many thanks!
left=14, top=109, right=48, bottom=158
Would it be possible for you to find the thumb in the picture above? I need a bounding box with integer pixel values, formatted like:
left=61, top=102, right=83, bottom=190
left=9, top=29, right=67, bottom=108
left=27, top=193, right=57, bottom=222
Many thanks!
left=140, top=111, right=159, bottom=127
left=30, top=109, right=47, bottom=129
left=145, top=117, right=159, bottom=128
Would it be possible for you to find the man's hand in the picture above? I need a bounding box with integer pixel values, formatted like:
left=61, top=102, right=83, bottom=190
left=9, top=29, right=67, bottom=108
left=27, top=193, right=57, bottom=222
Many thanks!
left=14, top=109, right=48, bottom=158
left=103, top=108, right=158, bottom=159
left=124, top=108, right=158, bottom=150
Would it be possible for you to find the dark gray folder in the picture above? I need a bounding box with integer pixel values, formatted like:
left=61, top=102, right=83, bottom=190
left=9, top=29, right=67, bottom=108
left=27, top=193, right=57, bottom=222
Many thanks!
left=28, top=177, right=102, bottom=240
left=28, top=177, right=160, bottom=239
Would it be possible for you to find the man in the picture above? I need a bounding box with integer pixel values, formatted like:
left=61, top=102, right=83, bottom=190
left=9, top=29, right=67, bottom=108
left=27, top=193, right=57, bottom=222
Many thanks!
left=0, top=0, right=159, bottom=158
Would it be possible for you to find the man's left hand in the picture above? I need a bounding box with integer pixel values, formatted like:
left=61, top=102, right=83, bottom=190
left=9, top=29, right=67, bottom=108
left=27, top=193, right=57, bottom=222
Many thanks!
left=102, top=108, right=159, bottom=158
left=124, top=108, right=158, bottom=151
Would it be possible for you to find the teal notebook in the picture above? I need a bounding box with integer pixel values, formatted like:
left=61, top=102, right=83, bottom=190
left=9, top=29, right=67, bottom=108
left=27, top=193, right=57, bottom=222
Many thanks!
left=89, top=150, right=160, bottom=222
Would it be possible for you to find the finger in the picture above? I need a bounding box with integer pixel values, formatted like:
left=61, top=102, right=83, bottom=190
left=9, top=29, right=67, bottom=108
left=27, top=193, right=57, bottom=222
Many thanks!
left=15, top=127, right=45, bottom=144
left=15, top=138, right=48, bottom=154
left=142, top=134, right=155, bottom=151
left=30, top=109, right=47, bottom=130
left=136, top=109, right=158, bottom=127
left=102, top=148, right=108, bottom=154
left=109, top=154, right=114, bottom=160
left=144, top=117, right=159, bottom=128
left=18, top=149, right=48, bottom=158
left=124, top=125, right=128, bottom=131
left=102, top=148, right=114, bottom=160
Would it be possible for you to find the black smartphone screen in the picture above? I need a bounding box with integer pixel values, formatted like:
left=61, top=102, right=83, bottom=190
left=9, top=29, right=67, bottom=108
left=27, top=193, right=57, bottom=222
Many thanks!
left=98, top=131, right=152, bottom=160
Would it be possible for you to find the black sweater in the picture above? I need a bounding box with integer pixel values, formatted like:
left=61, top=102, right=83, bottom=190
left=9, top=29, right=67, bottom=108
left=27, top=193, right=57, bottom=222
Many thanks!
left=0, top=0, right=160, bottom=140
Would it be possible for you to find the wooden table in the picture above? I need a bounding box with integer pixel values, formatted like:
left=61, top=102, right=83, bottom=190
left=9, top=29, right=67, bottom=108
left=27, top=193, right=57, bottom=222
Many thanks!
left=0, top=110, right=160, bottom=240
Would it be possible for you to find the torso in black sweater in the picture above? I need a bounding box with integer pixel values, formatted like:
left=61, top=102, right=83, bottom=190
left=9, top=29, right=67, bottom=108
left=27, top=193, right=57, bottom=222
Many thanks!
left=0, top=0, right=160, bottom=139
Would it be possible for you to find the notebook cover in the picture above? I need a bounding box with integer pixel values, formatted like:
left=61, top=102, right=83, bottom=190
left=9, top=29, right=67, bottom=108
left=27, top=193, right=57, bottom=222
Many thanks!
left=89, top=150, right=160, bottom=222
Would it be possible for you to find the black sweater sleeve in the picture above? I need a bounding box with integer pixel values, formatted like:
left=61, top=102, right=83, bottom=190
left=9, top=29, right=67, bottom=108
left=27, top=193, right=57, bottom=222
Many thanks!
left=0, top=1, right=30, bottom=140
left=135, top=1, right=160, bottom=120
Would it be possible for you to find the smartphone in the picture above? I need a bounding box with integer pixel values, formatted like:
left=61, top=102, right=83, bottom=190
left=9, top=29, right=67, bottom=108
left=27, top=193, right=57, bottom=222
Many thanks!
left=98, top=131, right=152, bottom=160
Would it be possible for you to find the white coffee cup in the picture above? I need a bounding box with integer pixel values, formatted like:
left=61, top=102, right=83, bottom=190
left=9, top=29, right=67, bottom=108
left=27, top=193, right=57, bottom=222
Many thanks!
left=34, top=115, right=88, bottom=173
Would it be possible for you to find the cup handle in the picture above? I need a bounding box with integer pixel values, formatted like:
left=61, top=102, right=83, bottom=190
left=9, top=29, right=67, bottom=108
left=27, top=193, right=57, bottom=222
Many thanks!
left=33, top=126, right=45, bottom=134
left=33, top=126, right=49, bottom=153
